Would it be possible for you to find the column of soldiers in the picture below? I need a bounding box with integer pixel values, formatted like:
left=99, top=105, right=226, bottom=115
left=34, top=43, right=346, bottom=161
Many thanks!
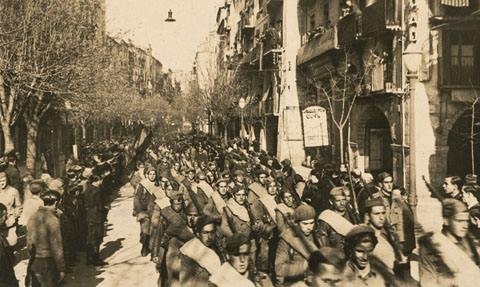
left=134, top=133, right=480, bottom=287
left=0, top=139, right=130, bottom=287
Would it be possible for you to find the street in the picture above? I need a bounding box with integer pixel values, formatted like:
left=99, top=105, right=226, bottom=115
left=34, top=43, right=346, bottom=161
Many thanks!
left=14, top=183, right=158, bottom=287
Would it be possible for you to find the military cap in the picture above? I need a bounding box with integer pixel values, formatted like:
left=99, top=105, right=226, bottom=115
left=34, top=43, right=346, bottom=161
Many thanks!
left=225, top=233, right=250, bottom=254
left=169, top=190, right=183, bottom=200
left=281, top=159, right=291, bottom=166
left=0, top=172, right=7, bottom=179
left=345, top=224, right=375, bottom=242
left=376, top=172, right=392, bottom=183
left=364, top=197, right=385, bottom=209
left=186, top=167, right=196, bottom=173
left=215, top=178, right=230, bottom=186
left=30, top=180, right=45, bottom=195
left=442, top=198, right=468, bottom=218
left=159, top=170, right=170, bottom=179
left=233, top=169, right=245, bottom=176
left=196, top=215, right=215, bottom=232
left=254, top=169, right=268, bottom=177
left=465, top=174, right=478, bottom=184
left=185, top=202, right=199, bottom=214
left=330, top=186, right=347, bottom=197
left=294, top=204, right=316, bottom=222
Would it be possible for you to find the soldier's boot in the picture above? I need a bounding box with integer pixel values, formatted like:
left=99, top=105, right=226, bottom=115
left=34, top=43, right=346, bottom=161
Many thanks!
left=93, top=245, right=107, bottom=266
left=86, top=244, right=95, bottom=265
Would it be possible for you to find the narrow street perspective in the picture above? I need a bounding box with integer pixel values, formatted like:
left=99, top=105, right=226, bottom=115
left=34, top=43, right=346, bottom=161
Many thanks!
left=1, top=0, right=480, bottom=287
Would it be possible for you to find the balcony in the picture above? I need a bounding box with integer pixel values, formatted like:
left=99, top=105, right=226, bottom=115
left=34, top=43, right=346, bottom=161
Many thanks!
left=297, top=26, right=338, bottom=67
left=266, top=0, right=283, bottom=14
left=439, top=56, right=480, bottom=87
left=241, top=15, right=255, bottom=34
left=362, top=0, right=400, bottom=36
left=338, top=13, right=362, bottom=45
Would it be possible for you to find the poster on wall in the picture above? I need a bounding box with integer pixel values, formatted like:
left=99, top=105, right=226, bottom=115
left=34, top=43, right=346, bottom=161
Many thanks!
left=302, top=106, right=329, bottom=147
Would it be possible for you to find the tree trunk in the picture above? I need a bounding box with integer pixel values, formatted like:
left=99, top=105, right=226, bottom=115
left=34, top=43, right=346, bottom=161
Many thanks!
left=339, top=126, right=344, bottom=164
left=25, top=117, right=40, bottom=176
left=0, top=120, right=15, bottom=155
left=81, top=123, right=87, bottom=141
left=109, top=125, right=114, bottom=139
left=93, top=125, right=97, bottom=142
left=224, top=123, right=228, bottom=145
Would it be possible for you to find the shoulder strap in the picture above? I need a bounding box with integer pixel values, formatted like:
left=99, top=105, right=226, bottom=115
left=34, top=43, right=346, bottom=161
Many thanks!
left=318, top=209, right=354, bottom=236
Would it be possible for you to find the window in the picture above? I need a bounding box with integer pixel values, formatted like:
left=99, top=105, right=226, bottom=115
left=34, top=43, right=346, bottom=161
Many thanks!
left=447, top=31, right=478, bottom=85
left=451, top=33, right=474, bottom=68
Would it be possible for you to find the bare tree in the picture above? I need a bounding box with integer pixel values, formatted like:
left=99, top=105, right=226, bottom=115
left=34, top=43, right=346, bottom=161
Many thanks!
left=298, top=47, right=378, bottom=164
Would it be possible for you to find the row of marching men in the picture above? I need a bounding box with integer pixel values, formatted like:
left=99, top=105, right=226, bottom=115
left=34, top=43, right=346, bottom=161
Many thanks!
left=0, top=139, right=129, bottom=287
left=131, top=134, right=428, bottom=287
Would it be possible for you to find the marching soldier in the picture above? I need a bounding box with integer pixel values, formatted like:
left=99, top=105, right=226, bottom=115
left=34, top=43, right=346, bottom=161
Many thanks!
left=316, top=187, right=355, bottom=250
left=343, top=224, right=398, bottom=287
left=275, top=205, right=320, bottom=287
left=179, top=215, right=225, bottom=287
left=84, top=174, right=108, bottom=266
left=203, top=178, right=230, bottom=223
left=419, top=198, right=480, bottom=287
left=134, top=167, right=164, bottom=256
left=180, top=168, right=208, bottom=211
left=208, top=233, right=271, bottom=287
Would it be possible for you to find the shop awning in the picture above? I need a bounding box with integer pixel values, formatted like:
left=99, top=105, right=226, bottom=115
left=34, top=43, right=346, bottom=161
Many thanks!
left=441, top=0, right=469, bottom=7
left=297, top=26, right=339, bottom=66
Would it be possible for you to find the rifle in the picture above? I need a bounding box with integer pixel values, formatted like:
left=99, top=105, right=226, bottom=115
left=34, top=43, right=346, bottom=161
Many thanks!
left=244, top=200, right=261, bottom=249
left=359, top=178, right=407, bottom=265
left=223, top=206, right=237, bottom=234
left=422, top=175, right=444, bottom=201
left=183, top=181, right=203, bottom=216
left=344, top=156, right=361, bottom=224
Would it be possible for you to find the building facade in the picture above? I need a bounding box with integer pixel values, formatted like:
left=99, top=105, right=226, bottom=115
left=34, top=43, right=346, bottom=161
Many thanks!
left=211, top=0, right=480, bottom=217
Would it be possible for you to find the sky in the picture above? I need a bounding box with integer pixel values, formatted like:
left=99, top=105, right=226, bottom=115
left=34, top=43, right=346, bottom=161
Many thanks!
left=106, top=0, right=222, bottom=72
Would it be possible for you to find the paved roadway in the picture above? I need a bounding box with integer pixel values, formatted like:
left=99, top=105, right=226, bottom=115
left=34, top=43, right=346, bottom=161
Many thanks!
left=14, top=183, right=158, bottom=287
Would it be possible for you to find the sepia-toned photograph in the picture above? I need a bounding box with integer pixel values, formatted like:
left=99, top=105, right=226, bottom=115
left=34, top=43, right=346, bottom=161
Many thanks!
left=1, top=0, right=479, bottom=286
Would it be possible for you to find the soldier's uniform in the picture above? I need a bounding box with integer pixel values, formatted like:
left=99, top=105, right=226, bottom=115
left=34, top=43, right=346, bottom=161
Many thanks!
left=84, top=180, right=107, bottom=265
left=419, top=199, right=480, bottom=287
left=179, top=216, right=225, bottom=287
left=134, top=176, right=165, bottom=256
left=275, top=205, right=319, bottom=287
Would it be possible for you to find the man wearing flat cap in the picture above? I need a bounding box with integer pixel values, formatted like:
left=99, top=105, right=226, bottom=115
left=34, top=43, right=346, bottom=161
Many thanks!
left=316, top=186, right=354, bottom=250
left=275, top=204, right=320, bottom=287
left=419, top=198, right=480, bottom=287
left=229, top=169, right=248, bottom=190
left=179, top=215, right=224, bottom=287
